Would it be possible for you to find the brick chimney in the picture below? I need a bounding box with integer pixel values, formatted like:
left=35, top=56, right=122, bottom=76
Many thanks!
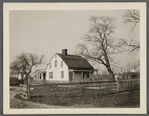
left=62, top=49, right=67, bottom=55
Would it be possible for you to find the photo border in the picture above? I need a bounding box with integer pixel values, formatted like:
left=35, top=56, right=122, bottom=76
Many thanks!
left=3, top=2, right=147, bottom=114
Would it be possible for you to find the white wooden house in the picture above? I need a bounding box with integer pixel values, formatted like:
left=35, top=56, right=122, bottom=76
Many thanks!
left=35, top=49, right=96, bottom=82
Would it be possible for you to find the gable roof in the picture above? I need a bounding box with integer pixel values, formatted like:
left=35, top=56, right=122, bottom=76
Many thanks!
left=57, top=53, right=94, bottom=70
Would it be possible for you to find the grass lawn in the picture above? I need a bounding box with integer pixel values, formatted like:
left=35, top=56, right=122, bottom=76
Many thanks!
left=14, top=89, right=140, bottom=108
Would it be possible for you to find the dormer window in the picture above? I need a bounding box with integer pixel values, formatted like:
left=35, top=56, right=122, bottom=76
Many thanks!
left=55, top=60, right=57, bottom=67
left=61, top=61, right=63, bottom=67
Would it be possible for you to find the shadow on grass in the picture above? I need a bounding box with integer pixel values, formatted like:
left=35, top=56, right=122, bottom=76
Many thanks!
left=14, top=90, right=140, bottom=108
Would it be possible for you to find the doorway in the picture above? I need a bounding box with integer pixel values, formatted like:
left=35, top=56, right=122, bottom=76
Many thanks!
left=43, top=73, right=46, bottom=80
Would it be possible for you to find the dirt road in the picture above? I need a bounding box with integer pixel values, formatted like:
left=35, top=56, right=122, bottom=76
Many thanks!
left=10, top=86, right=63, bottom=109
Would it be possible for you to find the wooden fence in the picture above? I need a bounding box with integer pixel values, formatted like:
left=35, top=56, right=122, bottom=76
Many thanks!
left=117, top=79, right=140, bottom=92
left=20, top=84, right=28, bottom=99
left=20, top=79, right=140, bottom=100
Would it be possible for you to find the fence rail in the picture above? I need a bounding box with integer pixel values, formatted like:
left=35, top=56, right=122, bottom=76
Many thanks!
left=29, top=79, right=117, bottom=85
left=20, top=79, right=140, bottom=99
left=117, top=79, right=140, bottom=92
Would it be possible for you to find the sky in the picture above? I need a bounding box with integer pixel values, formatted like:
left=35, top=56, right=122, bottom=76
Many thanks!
left=9, top=10, right=140, bottom=73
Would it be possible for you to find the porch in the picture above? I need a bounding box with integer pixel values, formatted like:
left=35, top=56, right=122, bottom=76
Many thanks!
left=34, top=70, right=46, bottom=80
left=69, top=69, right=98, bottom=82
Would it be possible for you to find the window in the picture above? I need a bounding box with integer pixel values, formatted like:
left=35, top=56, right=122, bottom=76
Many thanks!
left=49, top=63, right=51, bottom=68
left=49, top=72, right=53, bottom=79
left=61, top=71, right=64, bottom=79
left=61, top=61, right=63, bottom=67
left=55, top=60, right=57, bottom=67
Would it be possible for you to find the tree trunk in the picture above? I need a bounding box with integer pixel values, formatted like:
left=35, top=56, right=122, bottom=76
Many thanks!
left=103, top=49, right=115, bottom=80
left=106, top=66, right=115, bottom=80
left=26, top=74, right=30, bottom=99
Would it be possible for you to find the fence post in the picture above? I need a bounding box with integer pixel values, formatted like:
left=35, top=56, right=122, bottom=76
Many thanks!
left=132, top=80, right=134, bottom=89
left=117, top=78, right=120, bottom=92
left=126, top=80, right=128, bottom=88
left=55, top=84, right=57, bottom=97
left=129, top=80, right=131, bottom=88
left=80, top=83, right=82, bottom=96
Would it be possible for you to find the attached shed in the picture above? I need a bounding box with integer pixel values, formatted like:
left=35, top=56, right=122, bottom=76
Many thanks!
left=33, top=69, right=46, bottom=80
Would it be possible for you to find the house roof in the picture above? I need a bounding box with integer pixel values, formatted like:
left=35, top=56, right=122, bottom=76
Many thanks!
left=57, top=53, right=94, bottom=70
left=33, top=69, right=46, bottom=74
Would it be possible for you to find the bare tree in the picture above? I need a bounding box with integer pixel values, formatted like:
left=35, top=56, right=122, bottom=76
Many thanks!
left=121, top=10, right=140, bottom=52
left=124, top=10, right=140, bottom=29
left=10, top=60, right=22, bottom=75
left=10, top=52, right=44, bottom=81
left=120, top=38, right=140, bottom=52
left=76, top=16, right=119, bottom=80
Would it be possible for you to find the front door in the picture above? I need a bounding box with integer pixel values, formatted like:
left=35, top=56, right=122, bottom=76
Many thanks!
left=43, top=73, right=46, bottom=80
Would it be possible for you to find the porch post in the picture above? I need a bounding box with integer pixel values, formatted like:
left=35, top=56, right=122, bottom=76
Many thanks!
left=81, top=72, right=83, bottom=81
left=38, top=72, right=40, bottom=80
left=89, top=71, right=91, bottom=78
left=39, top=73, right=41, bottom=80
left=96, top=70, right=98, bottom=78
left=41, top=73, right=43, bottom=80
left=73, top=71, right=74, bottom=82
